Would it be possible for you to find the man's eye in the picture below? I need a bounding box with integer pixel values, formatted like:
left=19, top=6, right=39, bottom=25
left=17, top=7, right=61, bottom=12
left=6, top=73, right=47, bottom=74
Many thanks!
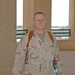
left=42, top=20, right=44, bottom=21
left=36, top=20, right=39, bottom=21
left=42, top=19, right=45, bottom=21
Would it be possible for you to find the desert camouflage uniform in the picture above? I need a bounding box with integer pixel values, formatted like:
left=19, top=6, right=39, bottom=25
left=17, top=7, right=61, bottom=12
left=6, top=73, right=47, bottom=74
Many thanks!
left=12, top=31, right=62, bottom=75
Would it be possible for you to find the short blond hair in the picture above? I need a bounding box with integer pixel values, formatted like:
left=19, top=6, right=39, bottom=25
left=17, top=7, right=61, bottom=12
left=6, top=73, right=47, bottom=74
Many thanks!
left=33, top=12, right=45, bottom=20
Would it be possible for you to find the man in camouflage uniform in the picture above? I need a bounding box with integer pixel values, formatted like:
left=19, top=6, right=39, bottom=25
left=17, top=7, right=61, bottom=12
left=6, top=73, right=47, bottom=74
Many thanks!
left=12, top=12, right=62, bottom=75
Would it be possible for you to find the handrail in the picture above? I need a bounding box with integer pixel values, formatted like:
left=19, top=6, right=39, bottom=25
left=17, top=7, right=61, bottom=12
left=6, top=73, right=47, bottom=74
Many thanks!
left=51, top=29, right=71, bottom=37
left=16, top=29, right=71, bottom=39
left=16, top=29, right=28, bottom=39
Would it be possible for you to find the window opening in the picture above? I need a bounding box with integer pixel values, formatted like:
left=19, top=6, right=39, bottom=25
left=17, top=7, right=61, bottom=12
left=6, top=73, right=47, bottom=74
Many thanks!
left=51, top=0, right=70, bottom=40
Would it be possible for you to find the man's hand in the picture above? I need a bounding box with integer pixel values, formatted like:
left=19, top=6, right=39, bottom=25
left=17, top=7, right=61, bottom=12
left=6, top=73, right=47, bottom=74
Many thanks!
left=58, top=72, right=61, bottom=75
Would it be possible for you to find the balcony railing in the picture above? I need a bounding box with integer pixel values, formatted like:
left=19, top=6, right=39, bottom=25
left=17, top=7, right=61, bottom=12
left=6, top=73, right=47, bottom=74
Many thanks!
left=16, top=29, right=71, bottom=40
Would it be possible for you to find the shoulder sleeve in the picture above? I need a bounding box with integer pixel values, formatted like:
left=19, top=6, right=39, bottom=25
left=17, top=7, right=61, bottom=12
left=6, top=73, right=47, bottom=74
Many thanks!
left=12, top=34, right=28, bottom=75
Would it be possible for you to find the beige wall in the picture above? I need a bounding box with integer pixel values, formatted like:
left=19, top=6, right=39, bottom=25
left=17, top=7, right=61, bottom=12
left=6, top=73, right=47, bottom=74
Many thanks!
left=23, top=0, right=34, bottom=31
left=0, top=0, right=16, bottom=75
left=0, top=0, right=75, bottom=75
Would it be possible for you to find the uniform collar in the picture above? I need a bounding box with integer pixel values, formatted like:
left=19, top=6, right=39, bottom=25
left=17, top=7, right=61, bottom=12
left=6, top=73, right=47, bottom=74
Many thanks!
left=33, top=31, right=48, bottom=42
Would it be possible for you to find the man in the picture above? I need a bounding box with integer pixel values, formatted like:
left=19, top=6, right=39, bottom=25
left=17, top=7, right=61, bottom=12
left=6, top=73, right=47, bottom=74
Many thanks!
left=12, top=12, right=62, bottom=75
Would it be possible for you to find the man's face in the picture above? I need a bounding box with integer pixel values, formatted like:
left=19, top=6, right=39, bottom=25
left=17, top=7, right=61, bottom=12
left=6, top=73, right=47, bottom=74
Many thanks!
left=33, top=14, right=46, bottom=30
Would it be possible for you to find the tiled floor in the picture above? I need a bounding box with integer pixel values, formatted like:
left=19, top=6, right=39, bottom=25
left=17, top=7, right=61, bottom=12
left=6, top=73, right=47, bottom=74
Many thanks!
left=60, top=51, right=75, bottom=75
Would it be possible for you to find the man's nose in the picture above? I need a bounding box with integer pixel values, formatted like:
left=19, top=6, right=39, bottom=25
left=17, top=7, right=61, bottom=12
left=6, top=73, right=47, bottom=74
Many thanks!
left=39, top=20, right=42, bottom=24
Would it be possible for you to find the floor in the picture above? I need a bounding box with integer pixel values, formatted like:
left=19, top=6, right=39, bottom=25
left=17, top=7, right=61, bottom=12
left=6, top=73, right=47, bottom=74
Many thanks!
left=60, top=51, right=75, bottom=75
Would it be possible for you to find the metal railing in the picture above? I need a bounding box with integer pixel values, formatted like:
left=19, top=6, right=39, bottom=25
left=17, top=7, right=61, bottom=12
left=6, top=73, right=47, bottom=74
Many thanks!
left=16, top=29, right=71, bottom=39
left=51, top=29, right=71, bottom=37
